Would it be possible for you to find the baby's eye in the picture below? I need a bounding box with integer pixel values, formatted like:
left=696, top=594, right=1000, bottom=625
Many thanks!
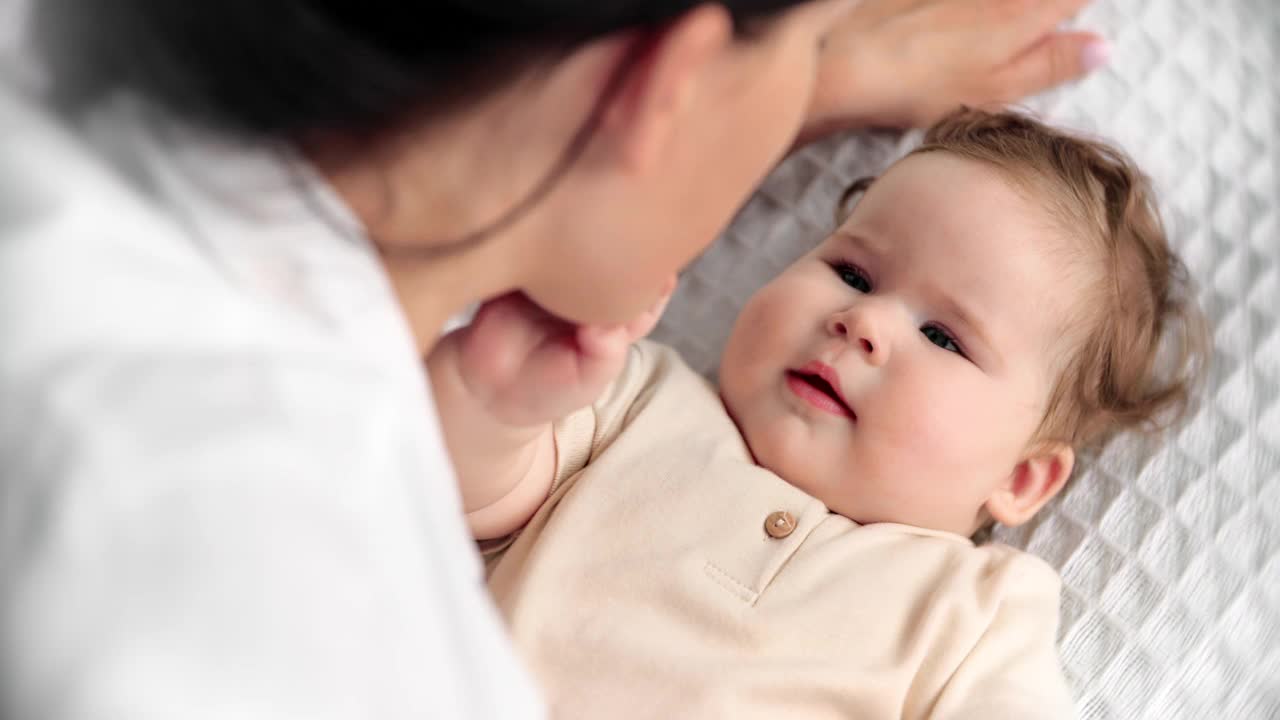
left=921, top=324, right=963, bottom=355
left=831, top=262, right=871, bottom=293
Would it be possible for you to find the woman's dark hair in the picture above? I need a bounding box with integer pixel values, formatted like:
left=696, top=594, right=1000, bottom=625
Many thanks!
left=35, top=0, right=811, bottom=138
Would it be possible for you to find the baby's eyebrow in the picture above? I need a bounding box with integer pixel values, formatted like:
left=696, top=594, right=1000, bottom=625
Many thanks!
left=832, top=229, right=886, bottom=255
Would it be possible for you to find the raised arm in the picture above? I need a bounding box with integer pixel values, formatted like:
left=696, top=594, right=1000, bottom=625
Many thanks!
left=428, top=287, right=670, bottom=539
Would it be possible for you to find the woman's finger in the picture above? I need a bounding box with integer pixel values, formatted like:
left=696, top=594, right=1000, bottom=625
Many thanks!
left=979, top=0, right=1094, bottom=49
left=995, top=31, right=1108, bottom=103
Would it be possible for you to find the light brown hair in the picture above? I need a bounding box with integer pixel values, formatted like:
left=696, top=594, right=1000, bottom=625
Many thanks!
left=839, top=108, right=1209, bottom=453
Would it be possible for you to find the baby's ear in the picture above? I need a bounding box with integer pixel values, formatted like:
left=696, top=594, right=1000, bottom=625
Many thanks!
left=986, top=442, right=1075, bottom=527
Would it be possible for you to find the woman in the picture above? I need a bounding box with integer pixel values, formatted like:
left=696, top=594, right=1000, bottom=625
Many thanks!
left=0, top=0, right=1103, bottom=717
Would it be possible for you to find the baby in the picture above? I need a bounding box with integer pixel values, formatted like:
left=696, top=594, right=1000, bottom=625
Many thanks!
left=429, top=109, right=1207, bottom=719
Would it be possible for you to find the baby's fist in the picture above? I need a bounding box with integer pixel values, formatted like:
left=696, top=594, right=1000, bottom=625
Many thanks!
left=441, top=282, right=672, bottom=427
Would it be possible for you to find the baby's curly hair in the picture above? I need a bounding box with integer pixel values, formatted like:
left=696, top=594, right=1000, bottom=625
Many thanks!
left=839, top=108, right=1209, bottom=453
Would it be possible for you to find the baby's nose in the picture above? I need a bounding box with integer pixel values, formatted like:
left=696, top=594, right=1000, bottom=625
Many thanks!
left=829, top=318, right=875, bottom=354
left=828, top=308, right=889, bottom=366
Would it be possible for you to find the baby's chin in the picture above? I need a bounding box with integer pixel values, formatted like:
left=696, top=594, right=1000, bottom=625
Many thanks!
left=729, top=416, right=844, bottom=507
left=718, top=380, right=916, bottom=528
left=733, top=426, right=972, bottom=533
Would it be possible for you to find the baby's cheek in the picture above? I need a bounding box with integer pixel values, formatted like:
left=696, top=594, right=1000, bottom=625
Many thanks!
left=722, top=295, right=790, bottom=400
left=885, top=371, right=1010, bottom=475
left=735, top=291, right=799, bottom=356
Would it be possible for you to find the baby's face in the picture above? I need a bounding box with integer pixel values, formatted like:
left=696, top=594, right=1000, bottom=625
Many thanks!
left=719, top=153, right=1075, bottom=535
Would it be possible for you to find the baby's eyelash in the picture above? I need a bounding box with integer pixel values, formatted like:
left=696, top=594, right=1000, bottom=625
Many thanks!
left=921, top=323, right=968, bottom=359
left=829, top=260, right=872, bottom=293
left=824, top=260, right=975, bottom=362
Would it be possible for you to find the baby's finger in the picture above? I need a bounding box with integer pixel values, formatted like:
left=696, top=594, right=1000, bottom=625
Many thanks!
left=460, top=293, right=572, bottom=388
left=576, top=323, right=631, bottom=360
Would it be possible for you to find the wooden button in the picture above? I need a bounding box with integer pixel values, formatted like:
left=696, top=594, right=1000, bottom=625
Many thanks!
left=764, top=511, right=796, bottom=539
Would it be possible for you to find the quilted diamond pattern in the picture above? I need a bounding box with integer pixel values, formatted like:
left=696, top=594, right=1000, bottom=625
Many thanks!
left=652, top=0, right=1279, bottom=716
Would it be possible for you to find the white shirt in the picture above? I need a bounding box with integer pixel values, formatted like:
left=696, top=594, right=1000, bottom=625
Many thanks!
left=0, top=78, right=544, bottom=720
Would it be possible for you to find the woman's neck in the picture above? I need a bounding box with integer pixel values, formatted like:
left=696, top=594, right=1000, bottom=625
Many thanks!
left=303, top=106, right=549, bottom=356
left=378, top=241, right=520, bottom=355
left=302, top=37, right=629, bottom=356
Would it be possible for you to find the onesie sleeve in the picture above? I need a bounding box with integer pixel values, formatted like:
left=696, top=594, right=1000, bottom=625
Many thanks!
left=928, top=552, right=1076, bottom=720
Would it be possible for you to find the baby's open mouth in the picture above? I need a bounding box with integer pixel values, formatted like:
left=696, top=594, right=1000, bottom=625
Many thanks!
left=786, top=369, right=856, bottom=421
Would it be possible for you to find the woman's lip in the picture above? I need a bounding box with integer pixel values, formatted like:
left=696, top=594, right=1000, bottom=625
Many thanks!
left=785, top=369, right=856, bottom=420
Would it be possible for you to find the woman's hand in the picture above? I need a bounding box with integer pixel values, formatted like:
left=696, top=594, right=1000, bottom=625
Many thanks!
left=801, top=0, right=1108, bottom=136
left=443, top=280, right=674, bottom=429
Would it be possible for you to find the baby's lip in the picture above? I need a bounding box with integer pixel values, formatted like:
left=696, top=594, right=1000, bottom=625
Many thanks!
left=791, top=360, right=856, bottom=420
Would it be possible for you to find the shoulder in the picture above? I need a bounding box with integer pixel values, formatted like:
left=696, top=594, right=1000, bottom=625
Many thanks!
left=1, top=84, right=234, bottom=372
left=576, top=339, right=706, bottom=437
left=952, top=542, right=1066, bottom=672
left=630, top=339, right=697, bottom=377
left=627, top=340, right=715, bottom=399
left=929, top=542, right=1075, bottom=717
left=969, top=542, right=1063, bottom=605
left=863, top=526, right=1062, bottom=595
left=609, top=340, right=723, bottom=434
left=553, top=340, right=722, bottom=478
left=935, top=539, right=1063, bottom=619
left=867, top=528, right=1063, bottom=619
left=0, top=82, right=437, bottom=496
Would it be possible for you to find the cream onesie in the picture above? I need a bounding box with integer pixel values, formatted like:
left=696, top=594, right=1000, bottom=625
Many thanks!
left=485, top=341, right=1074, bottom=719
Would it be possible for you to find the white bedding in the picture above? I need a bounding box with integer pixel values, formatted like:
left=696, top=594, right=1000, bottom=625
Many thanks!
left=652, top=0, right=1280, bottom=716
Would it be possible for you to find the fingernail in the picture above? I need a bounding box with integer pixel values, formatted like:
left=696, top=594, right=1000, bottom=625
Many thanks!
left=1082, top=40, right=1111, bottom=71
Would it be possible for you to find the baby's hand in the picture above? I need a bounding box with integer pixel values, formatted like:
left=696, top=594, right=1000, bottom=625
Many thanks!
left=442, top=279, right=674, bottom=428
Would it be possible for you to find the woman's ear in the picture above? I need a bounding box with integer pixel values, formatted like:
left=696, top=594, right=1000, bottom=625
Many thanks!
left=985, top=442, right=1075, bottom=527
left=599, top=4, right=733, bottom=172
